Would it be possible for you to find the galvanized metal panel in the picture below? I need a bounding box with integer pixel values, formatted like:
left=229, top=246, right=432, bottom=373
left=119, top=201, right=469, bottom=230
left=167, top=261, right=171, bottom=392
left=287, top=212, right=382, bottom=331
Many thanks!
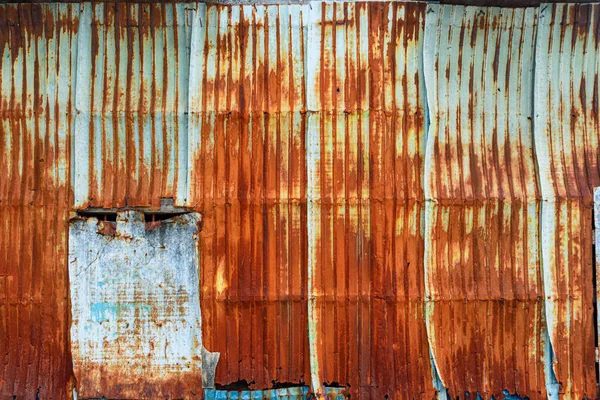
left=535, top=4, right=599, bottom=398
left=306, top=3, right=434, bottom=398
left=535, top=3, right=600, bottom=203
left=423, top=4, right=539, bottom=201
left=0, top=4, right=76, bottom=399
left=73, top=2, right=194, bottom=209
left=69, top=211, right=203, bottom=398
left=423, top=5, right=549, bottom=399
left=187, top=4, right=311, bottom=389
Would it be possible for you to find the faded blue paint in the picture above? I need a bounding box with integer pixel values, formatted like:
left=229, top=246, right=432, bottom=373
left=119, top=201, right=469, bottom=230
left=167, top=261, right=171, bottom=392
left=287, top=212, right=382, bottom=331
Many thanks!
left=90, top=302, right=152, bottom=323
left=204, top=387, right=310, bottom=400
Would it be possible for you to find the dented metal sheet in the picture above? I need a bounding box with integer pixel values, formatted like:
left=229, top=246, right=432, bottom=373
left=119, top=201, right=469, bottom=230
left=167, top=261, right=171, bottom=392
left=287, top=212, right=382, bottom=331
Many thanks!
left=68, top=211, right=204, bottom=398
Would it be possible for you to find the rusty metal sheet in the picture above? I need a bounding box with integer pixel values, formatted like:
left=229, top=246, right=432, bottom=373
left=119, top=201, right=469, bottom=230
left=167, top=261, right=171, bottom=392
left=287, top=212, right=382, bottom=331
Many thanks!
left=534, top=3, right=600, bottom=203
left=540, top=200, right=596, bottom=399
left=69, top=211, right=203, bottom=398
left=73, top=2, right=194, bottom=209
left=423, top=5, right=539, bottom=202
left=423, top=201, right=548, bottom=399
left=2, top=1, right=600, bottom=398
left=0, top=206, right=72, bottom=399
left=188, top=4, right=307, bottom=115
left=534, top=4, right=599, bottom=398
left=306, top=3, right=433, bottom=398
left=0, top=3, right=76, bottom=399
left=424, top=201, right=543, bottom=301
left=187, top=5, right=310, bottom=388
left=423, top=5, right=552, bottom=399
left=426, top=299, right=548, bottom=399
left=195, top=113, right=309, bottom=388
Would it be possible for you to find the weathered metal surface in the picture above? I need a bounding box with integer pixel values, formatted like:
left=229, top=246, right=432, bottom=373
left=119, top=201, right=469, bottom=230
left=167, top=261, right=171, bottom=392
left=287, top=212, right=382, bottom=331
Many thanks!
left=423, top=5, right=539, bottom=201
left=2, top=2, right=600, bottom=399
left=73, top=2, right=194, bottom=209
left=539, top=200, right=596, bottom=399
left=306, top=3, right=434, bottom=399
left=205, top=386, right=309, bottom=399
left=423, top=202, right=548, bottom=399
left=69, top=211, right=203, bottom=398
left=189, top=4, right=310, bottom=389
left=535, top=4, right=599, bottom=398
left=535, top=3, right=600, bottom=203
left=0, top=3, right=77, bottom=399
left=423, top=5, right=551, bottom=399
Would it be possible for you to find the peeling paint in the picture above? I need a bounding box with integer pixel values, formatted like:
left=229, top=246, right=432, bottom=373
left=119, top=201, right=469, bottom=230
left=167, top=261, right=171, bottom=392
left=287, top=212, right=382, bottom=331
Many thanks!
left=68, top=211, right=203, bottom=398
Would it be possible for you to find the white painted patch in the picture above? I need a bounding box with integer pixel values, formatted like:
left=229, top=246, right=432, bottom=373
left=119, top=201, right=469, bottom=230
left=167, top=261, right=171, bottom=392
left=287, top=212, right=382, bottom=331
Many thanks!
left=68, top=211, right=203, bottom=398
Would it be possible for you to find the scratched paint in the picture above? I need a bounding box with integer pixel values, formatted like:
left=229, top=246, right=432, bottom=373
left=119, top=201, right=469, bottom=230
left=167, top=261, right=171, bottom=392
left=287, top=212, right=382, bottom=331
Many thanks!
left=68, top=211, right=203, bottom=398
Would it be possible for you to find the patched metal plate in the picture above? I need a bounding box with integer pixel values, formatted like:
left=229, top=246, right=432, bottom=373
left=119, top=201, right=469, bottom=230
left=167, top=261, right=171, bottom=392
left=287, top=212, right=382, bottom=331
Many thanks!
left=68, top=211, right=203, bottom=399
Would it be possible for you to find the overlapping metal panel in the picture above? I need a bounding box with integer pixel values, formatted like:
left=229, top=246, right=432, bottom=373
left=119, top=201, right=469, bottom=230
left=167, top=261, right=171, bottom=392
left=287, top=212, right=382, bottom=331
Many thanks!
left=535, top=4, right=599, bottom=398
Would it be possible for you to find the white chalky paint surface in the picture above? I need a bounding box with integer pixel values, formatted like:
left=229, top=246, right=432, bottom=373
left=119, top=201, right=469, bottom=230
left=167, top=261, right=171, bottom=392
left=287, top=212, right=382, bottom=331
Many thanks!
left=69, top=211, right=203, bottom=398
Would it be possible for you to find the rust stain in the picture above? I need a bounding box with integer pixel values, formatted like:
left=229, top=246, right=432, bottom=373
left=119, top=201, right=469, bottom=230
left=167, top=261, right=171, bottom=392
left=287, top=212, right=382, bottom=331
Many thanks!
left=1, top=2, right=600, bottom=399
left=0, top=4, right=77, bottom=398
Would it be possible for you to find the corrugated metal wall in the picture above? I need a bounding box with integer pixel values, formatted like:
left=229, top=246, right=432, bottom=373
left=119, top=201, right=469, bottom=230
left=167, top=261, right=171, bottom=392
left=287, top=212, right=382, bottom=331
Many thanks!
left=423, top=6, right=549, bottom=399
left=0, top=2, right=599, bottom=399
left=0, top=4, right=76, bottom=398
left=190, top=4, right=310, bottom=388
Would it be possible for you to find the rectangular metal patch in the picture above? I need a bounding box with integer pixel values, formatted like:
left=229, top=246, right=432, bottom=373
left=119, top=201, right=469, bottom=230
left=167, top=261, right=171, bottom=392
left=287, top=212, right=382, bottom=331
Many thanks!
left=68, top=211, right=203, bottom=398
